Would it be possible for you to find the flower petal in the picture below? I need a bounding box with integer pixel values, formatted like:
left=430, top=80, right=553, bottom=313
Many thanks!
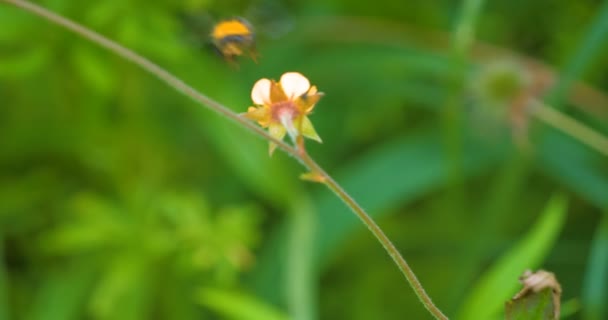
left=251, top=78, right=271, bottom=105
left=280, top=72, right=310, bottom=99
left=299, top=116, right=322, bottom=143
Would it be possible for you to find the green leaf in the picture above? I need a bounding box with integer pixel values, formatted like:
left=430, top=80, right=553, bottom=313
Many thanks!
left=197, top=288, right=288, bottom=320
left=505, top=270, right=561, bottom=320
left=285, top=197, right=318, bottom=320
left=457, top=195, right=568, bottom=320
left=537, top=129, right=608, bottom=208
left=505, top=288, right=555, bottom=320
left=25, top=264, right=97, bottom=320
left=446, top=153, right=532, bottom=311
left=0, top=48, right=51, bottom=78
left=582, top=214, right=608, bottom=320
left=452, top=0, right=486, bottom=55
left=561, top=299, right=582, bottom=319
left=90, top=256, right=150, bottom=320
left=71, top=45, right=117, bottom=95
left=0, top=7, right=32, bottom=41
left=547, top=1, right=608, bottom=107
left=37, top=194, right=126, bottom=255
left=0, top=235, right=8, bottom=320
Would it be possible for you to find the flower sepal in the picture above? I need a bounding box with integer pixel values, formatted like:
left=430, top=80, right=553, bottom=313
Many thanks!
left=300, top=171, right=327, bottom=183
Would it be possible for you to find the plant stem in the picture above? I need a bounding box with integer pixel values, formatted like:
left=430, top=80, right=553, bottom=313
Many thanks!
left=2, top=0, right=448, bottom=318
left=297, top=144, right=448, bottom=319
left=530, top=100, right=608, bottom=157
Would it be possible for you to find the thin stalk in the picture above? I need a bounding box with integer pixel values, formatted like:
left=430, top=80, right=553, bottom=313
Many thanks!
left=1, top=0, right=447, bottom=318
left=530, top=100, right=608, bottom=157
left=296, top=142, right=448, bottom=319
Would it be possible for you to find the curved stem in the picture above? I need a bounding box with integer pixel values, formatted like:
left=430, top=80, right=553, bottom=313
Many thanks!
left=530, top=100, right=608, bottom=157
left=297, top=144, right=448, bottom=319
left=1, top=0, right=447, bottom=318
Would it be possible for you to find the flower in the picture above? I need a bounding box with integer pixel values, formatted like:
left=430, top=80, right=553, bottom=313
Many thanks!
left=470, top=60, right=531, bottom=113
left=244, top=72, right=323, bottom=155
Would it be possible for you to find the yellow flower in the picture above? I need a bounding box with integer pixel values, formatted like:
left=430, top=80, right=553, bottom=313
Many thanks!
left=244, top=72, right=323, bottom=155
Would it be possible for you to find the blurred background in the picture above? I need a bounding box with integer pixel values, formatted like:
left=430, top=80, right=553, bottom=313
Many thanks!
left=1, top=0, right=608, bottom=319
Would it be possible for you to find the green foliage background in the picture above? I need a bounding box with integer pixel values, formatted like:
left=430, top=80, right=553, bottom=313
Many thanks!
left=1, top=0, right=608, bottom=319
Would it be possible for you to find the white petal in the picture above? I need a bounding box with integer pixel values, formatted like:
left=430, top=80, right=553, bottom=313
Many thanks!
left=280, top=72, right=310, bottom=99
left=251, top=78, right=271, bottom=105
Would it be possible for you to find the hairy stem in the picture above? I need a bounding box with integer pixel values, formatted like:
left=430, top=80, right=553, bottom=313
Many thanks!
left=2, top=0, right=447, bottom=318
left=531, top=100, right=608, bottom=157
left=296, top=141, right=448, bottom=319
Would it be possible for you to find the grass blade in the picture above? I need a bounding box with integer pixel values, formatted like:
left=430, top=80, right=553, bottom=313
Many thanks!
left=538, top=129, right=608, bottom=208
left=286, top=197, right=318, bottom=320
left=548, top=1, right=608, bottom=106
left=457, top=194, right=568, bottom=320
left=582, top=213, right=608, bottom=320
left=197, top=288, right=288, bottom=320
left=0, top=235, right=8, bottom=320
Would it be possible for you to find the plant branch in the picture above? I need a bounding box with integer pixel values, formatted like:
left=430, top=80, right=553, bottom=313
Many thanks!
left=530, top=100, right=608, bottom=157
left=1, top=0, right=448, bottom=319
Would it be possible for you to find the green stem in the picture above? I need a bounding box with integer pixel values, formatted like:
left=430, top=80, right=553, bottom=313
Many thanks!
left=453, top=0, right=486, bottom=56
left=297, top=146, right=448, bottom=320
left=1, top=0, right=448, bottom=318
left=530, top=100, right=608, bottom=157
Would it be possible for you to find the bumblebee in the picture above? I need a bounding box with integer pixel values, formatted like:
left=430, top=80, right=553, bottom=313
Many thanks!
left=210, top=17, right=257, bottom=63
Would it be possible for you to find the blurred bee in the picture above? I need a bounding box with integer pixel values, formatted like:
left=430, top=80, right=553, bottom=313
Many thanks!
left=210, top=17, right=258, bottom=63
left=180, top=1, right=293, bottom=67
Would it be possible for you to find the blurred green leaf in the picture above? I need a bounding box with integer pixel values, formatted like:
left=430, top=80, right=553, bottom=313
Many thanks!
left=452, top=0, right=486, bottom=55
left=0, top=236, right=8, bottom=320
left=133, top=11, right=185, bottom=62
left=505, top=288, right=555, bottom=320
left=457, top=195, right=568, bottom=320
left=42, top=0, right=72, bottom=13
left=447, top=153, right=532, bottom=311
left=538, top=129, right=608, bottom=208
left=90, top=256, right=150, bottom=320
left=548, top=0, right=608, bottom=106
left=37, top=193, right=126, bottom=255
left=197, top=288, right=288, bottom=320
left=25, top=265, right=97, bottom=320
left=286, top=197, right=318, bottom=320
left=0, top=7, right=33, bottom=41
left=561, top=299, right=581, bottom=319
left=71, top=45, right=117, bottom=95
left=0, top=48, right=51, bottom=78
left=84, top=1, right=122, bottom=27
left=582, top=213, right=608, bottom=320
